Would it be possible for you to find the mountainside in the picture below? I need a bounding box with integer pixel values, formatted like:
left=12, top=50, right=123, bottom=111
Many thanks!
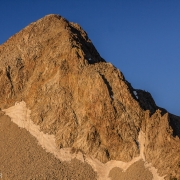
left=0, top=14, right=180, bottom=179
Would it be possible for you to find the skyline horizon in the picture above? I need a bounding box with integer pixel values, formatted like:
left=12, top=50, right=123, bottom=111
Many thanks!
left=0, top=1, right=179, bottom=116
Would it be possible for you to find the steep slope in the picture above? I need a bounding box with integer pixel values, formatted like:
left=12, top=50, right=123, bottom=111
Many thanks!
left=0, top=113, right=97, bottom=180
left=0, top=14, right=180, bottom=179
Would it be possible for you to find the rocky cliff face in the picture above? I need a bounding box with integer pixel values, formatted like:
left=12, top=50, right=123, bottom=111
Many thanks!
left=0, top=14, right=180, bottom=179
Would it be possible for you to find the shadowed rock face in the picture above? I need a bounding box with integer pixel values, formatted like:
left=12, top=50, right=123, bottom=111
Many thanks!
left=0, top=14, right=180, bottom=179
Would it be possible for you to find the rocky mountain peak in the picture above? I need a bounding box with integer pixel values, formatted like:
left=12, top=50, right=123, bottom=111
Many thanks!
left=0, top=14, right=180, bottom=179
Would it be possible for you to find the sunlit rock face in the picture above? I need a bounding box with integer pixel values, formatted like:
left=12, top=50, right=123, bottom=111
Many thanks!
left=0, top=14, right=180, bottom=179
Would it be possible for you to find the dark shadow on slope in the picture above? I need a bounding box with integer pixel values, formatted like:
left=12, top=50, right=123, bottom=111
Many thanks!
left=69, top=23, right=106, bottom=64
left=99, top=74, right=114, bottom=97
left=134, top=89, right=180, bottom=138
left=135, top=89, right=167, bottom=116
left=169, top=114, right=180, bottom=138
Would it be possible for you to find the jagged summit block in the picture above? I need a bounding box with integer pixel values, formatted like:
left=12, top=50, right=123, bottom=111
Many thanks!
left=0, top=14, right=180, bottom=179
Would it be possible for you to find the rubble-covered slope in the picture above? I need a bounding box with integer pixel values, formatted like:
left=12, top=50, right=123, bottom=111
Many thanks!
left=0, top=14, right=180, bottom=179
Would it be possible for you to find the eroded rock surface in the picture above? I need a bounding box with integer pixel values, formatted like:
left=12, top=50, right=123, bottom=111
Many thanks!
left=0, top=14, right=180, bottom=179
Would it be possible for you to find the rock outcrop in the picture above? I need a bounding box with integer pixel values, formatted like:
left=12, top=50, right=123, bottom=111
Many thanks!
left=0, top=14, right=180, bottom=179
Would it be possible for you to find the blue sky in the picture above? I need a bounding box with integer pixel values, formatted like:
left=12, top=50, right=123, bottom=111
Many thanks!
left=0, top=0, right=179, bottom=116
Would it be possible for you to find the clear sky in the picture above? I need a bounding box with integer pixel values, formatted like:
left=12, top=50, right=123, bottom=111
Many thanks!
left=0, top=0, right=179, bottom=116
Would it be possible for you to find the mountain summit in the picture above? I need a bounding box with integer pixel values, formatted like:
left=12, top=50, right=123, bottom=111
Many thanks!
left=0, top=14, right=180, bottom=179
